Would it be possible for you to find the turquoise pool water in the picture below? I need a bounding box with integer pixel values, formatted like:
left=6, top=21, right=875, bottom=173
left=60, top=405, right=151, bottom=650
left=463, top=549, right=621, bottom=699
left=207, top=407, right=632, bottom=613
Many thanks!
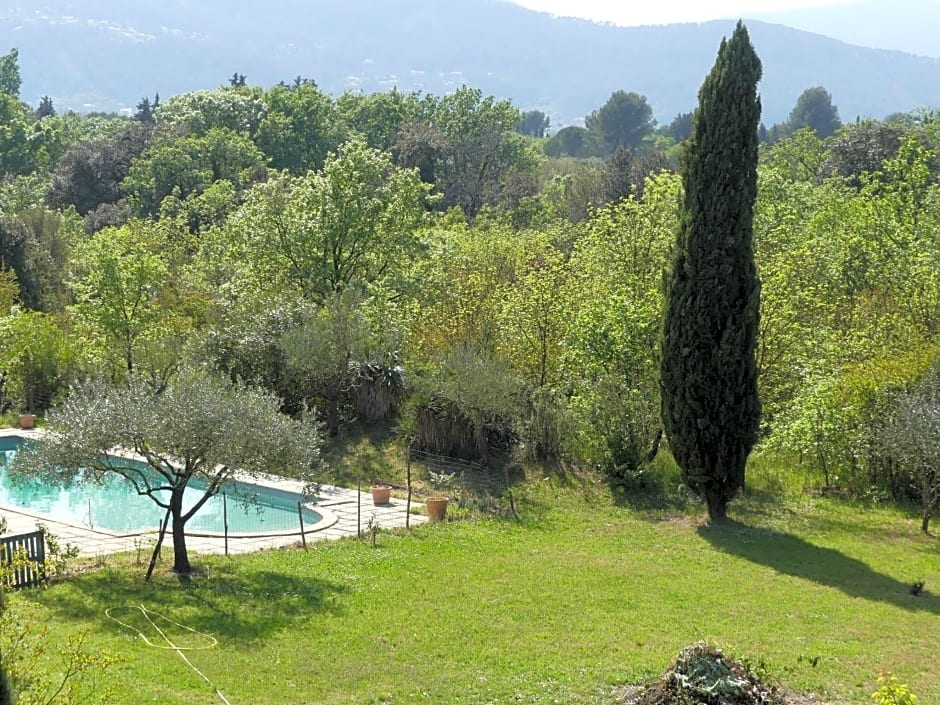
left=0, top=436, right=321, bottom=534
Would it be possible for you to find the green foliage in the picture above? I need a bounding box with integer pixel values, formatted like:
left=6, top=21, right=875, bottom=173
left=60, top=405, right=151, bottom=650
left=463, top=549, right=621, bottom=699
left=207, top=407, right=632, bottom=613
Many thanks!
left=497, top=240, right=569, bottom=388
left=408, top=346, right=523, bottom=460
left=122, top=127, right=264, bottom=216
left=0, top=310, right=77, bottom=412
left=49, top=122, right=152, bottom=217
left=34, top=523, right=80, bottom=581
left=0, top=204, right=79, bottom=312
left=880, top=365, right=940, bottom=533
left=280, top=292, right=380, bottom=435
left=0, top=662, right=11, bottom=705
left=34, top=95, right=54, bottom=119
left=661, top=22, right=762, bottom=521
left=398, top=86, right=539, bottom=218
left=412, top=222, right=519, bottom=357
left=158, top=177, right=239, bottom=233
left=258, top=83, right=345, bottom=172
left=872, top=673, right=919, bottom=705
left=567, top=173, right=678, bottom=475
left=784, top=86, right=842, bottom=140
left=411, top=223, right=577, bottom=459
left=824, top=120, right=905, bottom=186
left=221, top=138, right=432, bottom=302
left=69, top=221, right=171, bottom=377
left=543, top=125, right=591, bottom=158
left=516, top=109, right=550, bottom=138
left=662, top=111, right=694, bottom=142
left=585, top=90, right=655, bottom=155
left=0, top=593, right=121, bottom=704
left=203, top=300, right=304, bottom=409
left=769, top=348, right=939, bottom=494
left=761, top=128, right=830, bottom=183
left=0, top=93, right=35, bottom=177
left=517, top=386, right=574, bottom=461
left=337, top=88, right=418, bottom=153
left=0, top=48, right=20, bottom=97
left=758, top=126, right=940, bottom=499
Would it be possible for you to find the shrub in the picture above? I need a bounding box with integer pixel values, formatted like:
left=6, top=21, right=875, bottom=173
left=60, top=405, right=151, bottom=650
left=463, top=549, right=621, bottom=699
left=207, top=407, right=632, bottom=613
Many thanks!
left=407, top=347, right=522, bottom=461
left=0, top=310, right=78, bottom=413
left=872, top=673, right=918, bottom=705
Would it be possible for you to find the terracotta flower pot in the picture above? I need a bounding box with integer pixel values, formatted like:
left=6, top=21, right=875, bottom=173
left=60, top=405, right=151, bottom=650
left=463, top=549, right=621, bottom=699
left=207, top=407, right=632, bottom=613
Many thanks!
left=370, top=485, right=392, bottom=505
left=426, top=496, right=449, bottom=522
left=18, top=413, right=35, bottom=430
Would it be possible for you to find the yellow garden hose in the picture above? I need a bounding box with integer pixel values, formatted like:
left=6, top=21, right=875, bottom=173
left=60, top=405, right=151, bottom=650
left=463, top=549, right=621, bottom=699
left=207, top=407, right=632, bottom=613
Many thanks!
left=105, top=604, right=231, bottom=705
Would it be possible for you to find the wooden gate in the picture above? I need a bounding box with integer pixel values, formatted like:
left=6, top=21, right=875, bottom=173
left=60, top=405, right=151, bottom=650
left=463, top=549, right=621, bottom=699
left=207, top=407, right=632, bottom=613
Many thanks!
left=1, top=529, right=46, bottom=589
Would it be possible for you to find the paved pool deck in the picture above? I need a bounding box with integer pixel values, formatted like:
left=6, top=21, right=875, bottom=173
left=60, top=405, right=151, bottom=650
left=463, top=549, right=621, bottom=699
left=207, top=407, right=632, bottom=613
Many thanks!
left=0, top=428, right=427, bottom=560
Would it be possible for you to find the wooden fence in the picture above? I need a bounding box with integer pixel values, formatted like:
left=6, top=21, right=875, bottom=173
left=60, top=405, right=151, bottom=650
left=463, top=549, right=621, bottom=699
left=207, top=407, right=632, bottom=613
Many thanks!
left=1, top=529, right=46, bottom=589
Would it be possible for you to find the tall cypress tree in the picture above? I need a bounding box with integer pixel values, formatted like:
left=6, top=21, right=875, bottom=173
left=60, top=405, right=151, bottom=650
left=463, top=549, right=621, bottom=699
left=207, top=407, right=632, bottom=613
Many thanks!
left=660, top=21, right=762, bottom=522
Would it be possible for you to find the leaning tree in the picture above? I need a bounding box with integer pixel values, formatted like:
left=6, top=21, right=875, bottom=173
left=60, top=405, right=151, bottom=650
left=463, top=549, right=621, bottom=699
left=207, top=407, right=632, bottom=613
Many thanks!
left=661, top=21, right=763, bottom=521
left=12, top=370, right=324, bottom=576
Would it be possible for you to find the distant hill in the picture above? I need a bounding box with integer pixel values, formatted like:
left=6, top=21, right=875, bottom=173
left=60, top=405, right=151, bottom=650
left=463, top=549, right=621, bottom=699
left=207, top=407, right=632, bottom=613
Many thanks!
left=3, top=0, right=940, bottom=126
left=752, top=0, right=940, bottom=59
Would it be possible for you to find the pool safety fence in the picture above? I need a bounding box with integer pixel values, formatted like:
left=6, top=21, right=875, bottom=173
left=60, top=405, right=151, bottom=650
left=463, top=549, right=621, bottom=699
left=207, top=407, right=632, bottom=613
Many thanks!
left=141, top=493, right=320, bottom=558
left=406, top=448, right=516, bottom=516
left=1, top=528, right=45, bottom=589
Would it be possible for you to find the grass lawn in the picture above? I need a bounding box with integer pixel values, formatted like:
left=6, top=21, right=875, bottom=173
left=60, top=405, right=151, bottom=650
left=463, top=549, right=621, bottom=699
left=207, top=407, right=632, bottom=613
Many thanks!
left=10, top=466, right=940, bottom=705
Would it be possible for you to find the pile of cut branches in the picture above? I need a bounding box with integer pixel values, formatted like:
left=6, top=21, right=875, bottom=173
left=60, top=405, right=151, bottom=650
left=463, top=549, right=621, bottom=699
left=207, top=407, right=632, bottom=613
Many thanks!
left=623, top=643, right=818, bottom=705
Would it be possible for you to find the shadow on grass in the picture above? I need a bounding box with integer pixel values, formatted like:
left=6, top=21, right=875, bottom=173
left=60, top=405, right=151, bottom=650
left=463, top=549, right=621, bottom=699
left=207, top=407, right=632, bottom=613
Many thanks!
left=25, top=560, right=349, bottom=644
left=609, top=480, right=698, bottom=515
left=734, top=500, right=935, bottom=544
left=698, top=521, right=939, bottom=614
left=606, top=467, right=702, bottom=519
left=603, top=450, right=704, bottom=518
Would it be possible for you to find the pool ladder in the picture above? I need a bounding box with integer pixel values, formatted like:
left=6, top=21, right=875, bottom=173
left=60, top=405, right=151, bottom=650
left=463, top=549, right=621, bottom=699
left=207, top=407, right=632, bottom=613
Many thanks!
left=81, top=497, right=94, bottom=529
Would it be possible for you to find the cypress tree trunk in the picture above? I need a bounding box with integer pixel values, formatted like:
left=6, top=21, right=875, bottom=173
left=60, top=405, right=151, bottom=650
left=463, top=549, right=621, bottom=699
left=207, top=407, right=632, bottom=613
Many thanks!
left=0, top=586, right=14, bottom=705
left=0, top=665, right=14, bottom=705
left=661, top=21, right=763, bottom=523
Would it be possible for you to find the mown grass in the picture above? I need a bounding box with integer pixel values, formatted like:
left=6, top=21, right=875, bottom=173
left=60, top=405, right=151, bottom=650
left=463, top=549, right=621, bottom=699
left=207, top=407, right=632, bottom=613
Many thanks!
left=10, top=457, right=940, bottom=705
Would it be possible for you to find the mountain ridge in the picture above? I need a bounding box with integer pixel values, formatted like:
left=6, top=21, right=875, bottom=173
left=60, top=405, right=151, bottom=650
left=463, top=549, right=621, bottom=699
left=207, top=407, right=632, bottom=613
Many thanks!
left=750, top=0, right=940, bottom=59
left=3, top=0, right=940, bottom=125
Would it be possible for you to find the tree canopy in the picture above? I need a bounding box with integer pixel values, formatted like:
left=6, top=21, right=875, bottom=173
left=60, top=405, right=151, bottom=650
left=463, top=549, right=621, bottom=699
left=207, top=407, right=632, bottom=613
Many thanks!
left=586, top=91, right=655, bottom=155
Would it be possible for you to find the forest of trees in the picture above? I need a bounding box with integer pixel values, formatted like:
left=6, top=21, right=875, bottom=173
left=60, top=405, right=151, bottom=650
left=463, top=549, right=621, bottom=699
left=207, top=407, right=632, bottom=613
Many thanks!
left=1, top=44, right=939, bottom=528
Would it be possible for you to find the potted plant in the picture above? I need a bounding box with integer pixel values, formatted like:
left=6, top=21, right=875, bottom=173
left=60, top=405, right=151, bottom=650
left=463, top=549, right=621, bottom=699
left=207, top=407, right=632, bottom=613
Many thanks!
left=18, top=411, right=35, bottom=429
left=426, top=471, right=454, bottom=522
left=370, top=483, right=392, bottom=505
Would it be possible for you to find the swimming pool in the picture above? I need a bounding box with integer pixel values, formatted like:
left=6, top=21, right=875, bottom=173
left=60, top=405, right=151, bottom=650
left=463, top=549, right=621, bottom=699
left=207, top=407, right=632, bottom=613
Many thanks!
left=0, top=435, right=322, bottom=535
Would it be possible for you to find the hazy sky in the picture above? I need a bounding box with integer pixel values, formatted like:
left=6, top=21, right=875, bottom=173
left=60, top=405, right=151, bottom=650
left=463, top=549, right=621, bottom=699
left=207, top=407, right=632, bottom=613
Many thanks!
left=510, top=0, right=856, bottom=26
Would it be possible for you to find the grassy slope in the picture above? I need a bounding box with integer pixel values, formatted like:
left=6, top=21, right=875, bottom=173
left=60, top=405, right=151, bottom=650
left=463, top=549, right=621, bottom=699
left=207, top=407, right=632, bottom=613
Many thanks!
left=13, top=466, right=940, bottom=705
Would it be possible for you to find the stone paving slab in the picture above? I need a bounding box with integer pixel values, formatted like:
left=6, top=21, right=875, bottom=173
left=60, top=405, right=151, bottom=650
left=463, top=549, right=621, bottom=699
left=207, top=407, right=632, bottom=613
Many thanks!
left=0, top=428, right=427, bottom=560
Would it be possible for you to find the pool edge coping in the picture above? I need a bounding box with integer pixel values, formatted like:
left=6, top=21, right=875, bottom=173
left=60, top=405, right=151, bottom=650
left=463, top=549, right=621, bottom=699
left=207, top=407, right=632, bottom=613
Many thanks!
left=0, top=428, right=342, bottom=539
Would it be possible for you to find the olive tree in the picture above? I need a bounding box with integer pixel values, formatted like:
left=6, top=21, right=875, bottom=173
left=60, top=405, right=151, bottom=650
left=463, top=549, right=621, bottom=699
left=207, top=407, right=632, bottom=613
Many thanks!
left=280, top=293, right=375, bottom=436
left=880, top=374, right=940, bottom=534
left=11, top=370, right=324, bottom=576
